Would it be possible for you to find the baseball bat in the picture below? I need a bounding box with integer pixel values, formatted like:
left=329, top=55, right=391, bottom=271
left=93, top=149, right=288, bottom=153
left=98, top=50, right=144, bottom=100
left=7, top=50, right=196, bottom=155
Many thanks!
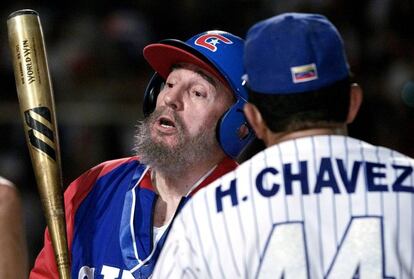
left=7, top=9, right=71, bottom=279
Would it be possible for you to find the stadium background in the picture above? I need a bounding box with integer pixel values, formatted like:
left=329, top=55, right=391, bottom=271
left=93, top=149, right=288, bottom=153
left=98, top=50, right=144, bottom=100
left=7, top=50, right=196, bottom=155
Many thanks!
left=0, top=0, right=413, bottom=271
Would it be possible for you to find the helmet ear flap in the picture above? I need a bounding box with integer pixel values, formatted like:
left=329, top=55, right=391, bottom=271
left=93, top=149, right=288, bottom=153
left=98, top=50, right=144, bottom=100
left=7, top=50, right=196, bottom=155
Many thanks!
left=216, top=98, right=256, bottom=159
left=143, top=73, right=165, bottom=117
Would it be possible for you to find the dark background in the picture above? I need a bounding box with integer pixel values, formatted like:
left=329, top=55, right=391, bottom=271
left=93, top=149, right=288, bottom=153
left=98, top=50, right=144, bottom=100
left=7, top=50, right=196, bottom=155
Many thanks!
left=0, top=0, right=413, bottom=273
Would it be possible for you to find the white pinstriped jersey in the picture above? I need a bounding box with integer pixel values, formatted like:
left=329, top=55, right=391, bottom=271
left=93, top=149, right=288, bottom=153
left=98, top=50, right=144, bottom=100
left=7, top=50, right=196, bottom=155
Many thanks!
left=153, top=135, right=414, bottom=279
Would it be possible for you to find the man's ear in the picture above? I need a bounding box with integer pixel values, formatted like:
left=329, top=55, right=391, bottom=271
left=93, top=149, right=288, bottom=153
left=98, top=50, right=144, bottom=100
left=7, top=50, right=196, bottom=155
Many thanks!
left=346, top=83, right=363, bottom=124
left=243, top=103, right=269, bottom=141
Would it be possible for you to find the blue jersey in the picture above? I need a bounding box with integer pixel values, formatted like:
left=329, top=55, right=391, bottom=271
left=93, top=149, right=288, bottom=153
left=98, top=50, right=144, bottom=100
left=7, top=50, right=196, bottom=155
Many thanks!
left=30, top=157, right=237, bottom=279
left=154, top=135, right=414, bottom=278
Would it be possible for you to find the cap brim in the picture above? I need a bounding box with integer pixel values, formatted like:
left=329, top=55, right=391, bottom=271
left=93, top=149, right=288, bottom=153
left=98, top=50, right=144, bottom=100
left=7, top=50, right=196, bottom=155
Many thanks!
left=143, top=43, right=228, bottom=87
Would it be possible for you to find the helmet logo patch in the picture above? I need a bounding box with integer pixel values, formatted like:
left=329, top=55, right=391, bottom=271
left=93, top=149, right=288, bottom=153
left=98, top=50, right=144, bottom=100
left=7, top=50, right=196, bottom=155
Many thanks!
left=194, top=34, right=233, bottom=52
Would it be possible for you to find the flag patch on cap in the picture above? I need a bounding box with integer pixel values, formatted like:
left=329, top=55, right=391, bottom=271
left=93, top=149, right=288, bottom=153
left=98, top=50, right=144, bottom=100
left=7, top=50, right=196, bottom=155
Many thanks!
left=291, top=63, right=318, bottom=83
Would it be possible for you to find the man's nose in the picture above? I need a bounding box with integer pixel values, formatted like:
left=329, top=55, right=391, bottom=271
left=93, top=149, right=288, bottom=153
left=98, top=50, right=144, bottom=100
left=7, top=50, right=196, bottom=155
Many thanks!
left=163, top=86, right=183, bottom=111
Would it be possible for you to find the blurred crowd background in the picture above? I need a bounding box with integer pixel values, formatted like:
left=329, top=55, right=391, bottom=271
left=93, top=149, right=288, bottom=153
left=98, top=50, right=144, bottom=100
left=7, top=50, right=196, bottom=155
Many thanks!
left=0, top=0, right=413, bottom=272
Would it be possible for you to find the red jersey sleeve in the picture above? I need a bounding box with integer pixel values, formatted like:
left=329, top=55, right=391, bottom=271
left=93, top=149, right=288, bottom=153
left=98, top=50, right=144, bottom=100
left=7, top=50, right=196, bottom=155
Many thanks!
left=29, top=157, right=138, bottom=279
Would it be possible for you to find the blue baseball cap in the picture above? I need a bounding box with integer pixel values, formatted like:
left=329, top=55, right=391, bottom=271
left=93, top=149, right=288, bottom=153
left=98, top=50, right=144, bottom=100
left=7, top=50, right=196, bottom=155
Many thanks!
left=143, top=31, right=248, bottom=100
left=243, top=13, right=350, bottom=94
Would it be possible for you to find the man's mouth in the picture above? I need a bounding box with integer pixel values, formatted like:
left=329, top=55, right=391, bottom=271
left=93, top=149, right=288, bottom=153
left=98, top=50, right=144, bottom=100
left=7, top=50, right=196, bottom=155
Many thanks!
left=158, top=116, right=176, bottom=128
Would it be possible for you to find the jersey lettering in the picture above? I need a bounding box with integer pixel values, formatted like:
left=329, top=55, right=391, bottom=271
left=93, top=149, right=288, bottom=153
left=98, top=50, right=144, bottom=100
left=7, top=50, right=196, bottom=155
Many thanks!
left=78, top=265, right=134, bottom=279
left=365, top=162, right=388, bottom=192
left=392, top=164, right=414, bottom=193
left=216, top=158, right=413, bottom=213
left=326, top=217, right=388, bottom=279
left=78, top=266, right=95, bottom=279
left=314, top=158, right=340, bottom=194
left=101, top=266, right=120, bottom=279
left=216, top=179, right=238, bottom=213
left=336, top=159, right=361, bottom=193
left=284, top=161, right=309, bottom=195
left=256, top=217, right=393, bottom=279
left=257, top=222, right=308, bottom=278
left=257, top=158, right=412, bottom=197
left=256, top=167, right=280, bottom=197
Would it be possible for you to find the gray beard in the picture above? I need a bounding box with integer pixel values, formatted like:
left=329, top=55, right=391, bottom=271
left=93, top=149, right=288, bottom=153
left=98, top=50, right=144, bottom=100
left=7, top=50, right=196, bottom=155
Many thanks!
left=133, top=108, right=220, bottom=175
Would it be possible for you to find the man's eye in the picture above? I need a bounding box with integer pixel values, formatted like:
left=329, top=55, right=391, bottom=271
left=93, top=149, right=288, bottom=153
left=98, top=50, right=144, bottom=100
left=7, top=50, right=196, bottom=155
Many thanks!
left=166, top=82, right=174, bottom=88
left=192, top=89, right=206, bottom=98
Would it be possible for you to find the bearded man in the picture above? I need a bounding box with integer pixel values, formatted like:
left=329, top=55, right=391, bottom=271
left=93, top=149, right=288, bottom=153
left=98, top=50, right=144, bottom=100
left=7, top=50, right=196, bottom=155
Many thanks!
left=30, top=30, right=255, bottom=279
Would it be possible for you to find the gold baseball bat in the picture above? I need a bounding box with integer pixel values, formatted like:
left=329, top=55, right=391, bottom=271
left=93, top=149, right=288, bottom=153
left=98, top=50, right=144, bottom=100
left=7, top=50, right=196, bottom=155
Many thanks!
left=7, top=9, right=71, bottom=279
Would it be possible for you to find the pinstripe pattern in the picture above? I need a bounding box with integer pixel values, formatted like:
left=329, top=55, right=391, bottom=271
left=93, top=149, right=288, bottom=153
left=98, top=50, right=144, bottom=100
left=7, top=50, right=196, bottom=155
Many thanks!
left=248, top=156, right=261, bottom=266
left=276, top=144, right=289, bottom=222
left=345, top=137, right=353, bottom=220
left=329, top=136, right=339, bottom=246
left=311, top=136, right=325, bottom=274
left=293, top=140, right=306, bottom=222
left=153, top=135, right=414, bottom=279
left=198, top=194, right=222, bottom=278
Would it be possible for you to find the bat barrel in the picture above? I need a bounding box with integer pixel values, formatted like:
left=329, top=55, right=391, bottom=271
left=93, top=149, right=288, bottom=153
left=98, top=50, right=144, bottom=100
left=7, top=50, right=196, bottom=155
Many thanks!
left=7, top=10, right=71, bottom=279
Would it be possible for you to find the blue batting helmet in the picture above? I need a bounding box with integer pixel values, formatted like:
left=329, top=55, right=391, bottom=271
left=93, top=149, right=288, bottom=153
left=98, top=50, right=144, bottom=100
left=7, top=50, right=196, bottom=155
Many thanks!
left=142, top=30, right=255, bottom=159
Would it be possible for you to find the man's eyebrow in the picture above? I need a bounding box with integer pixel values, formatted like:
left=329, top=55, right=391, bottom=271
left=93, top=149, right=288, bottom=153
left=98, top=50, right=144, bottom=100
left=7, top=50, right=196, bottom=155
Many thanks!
left=195, top=69, right=217, bottom=88
left=171, top=64, right=218, bottom=88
